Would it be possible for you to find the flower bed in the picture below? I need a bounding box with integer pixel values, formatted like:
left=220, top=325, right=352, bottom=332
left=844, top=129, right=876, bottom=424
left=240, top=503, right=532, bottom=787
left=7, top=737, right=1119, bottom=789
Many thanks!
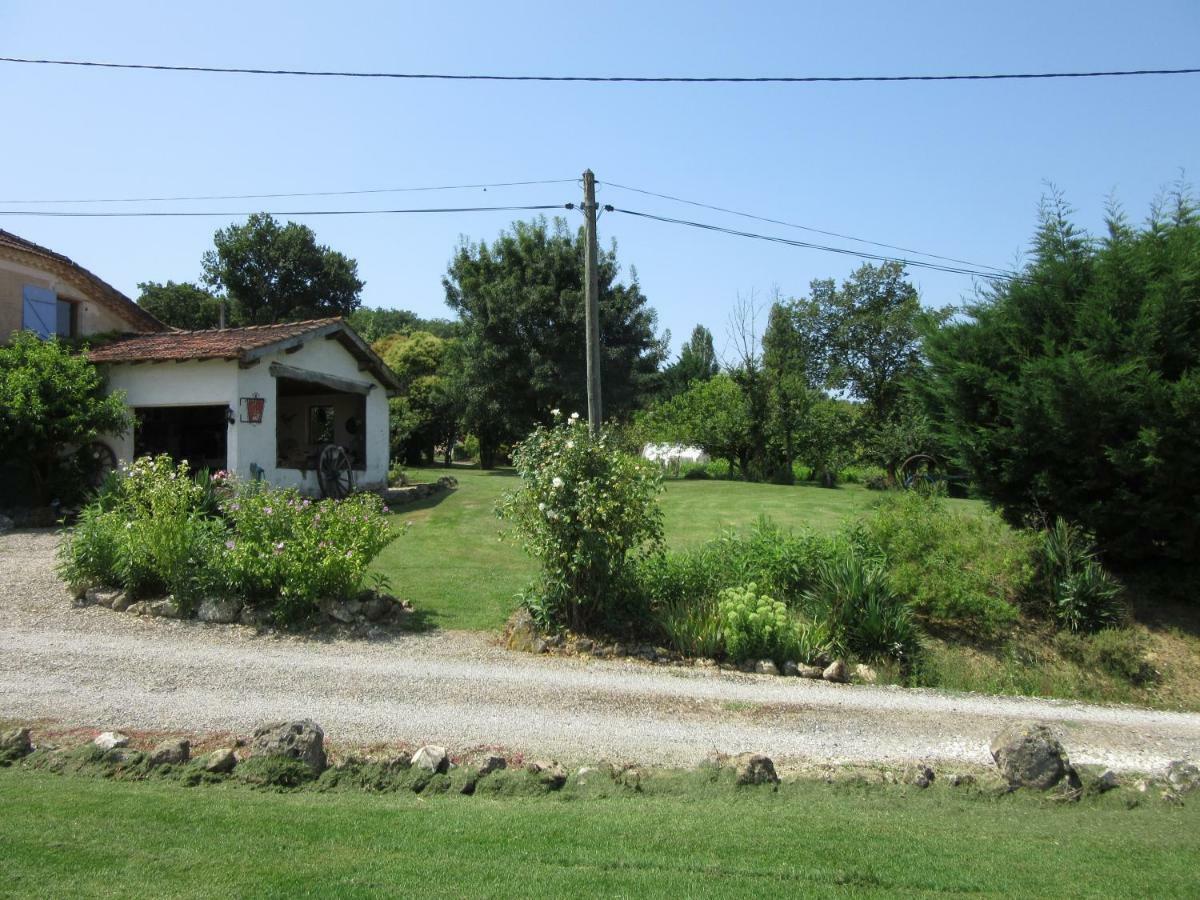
left=59, top=456, right=400, bottom=627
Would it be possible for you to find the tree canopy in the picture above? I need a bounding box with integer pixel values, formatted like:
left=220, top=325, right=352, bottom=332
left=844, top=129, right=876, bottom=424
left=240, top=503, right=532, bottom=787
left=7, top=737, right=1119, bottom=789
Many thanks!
left=923, top=190, right=1200, bottom=562
left=444, top=217, right=666, bottom=465
left=663, top=325, right=719, bottom=395
left=201, top=213, right=364, bottom=325
left=0, top=332, right=131, bottom=505
left=136, top=281, right=223, bottom=330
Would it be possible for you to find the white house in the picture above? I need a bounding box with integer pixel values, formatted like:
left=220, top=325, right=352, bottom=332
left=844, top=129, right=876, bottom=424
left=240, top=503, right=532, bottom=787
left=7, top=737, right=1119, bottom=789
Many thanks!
left=89, top=318, right=401, bottom=495
left=0, top=228, right=400, bottom=497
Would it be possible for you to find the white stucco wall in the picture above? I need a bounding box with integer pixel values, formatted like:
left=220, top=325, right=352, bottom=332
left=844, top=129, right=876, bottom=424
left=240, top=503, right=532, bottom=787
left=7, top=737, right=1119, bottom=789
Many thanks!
left=98, top=334, right=390, bottom=495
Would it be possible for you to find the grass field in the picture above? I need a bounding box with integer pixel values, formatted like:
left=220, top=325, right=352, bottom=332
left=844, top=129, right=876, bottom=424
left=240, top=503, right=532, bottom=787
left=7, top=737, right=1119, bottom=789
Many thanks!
left=371, top=467, right=981, bottom=631
left=2, top=768, right=1196, bottom=898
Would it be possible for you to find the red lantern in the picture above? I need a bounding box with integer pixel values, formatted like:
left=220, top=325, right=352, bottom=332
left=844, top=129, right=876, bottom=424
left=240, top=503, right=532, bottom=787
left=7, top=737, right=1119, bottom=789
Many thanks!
left=240, top=395, right=265, bottom=424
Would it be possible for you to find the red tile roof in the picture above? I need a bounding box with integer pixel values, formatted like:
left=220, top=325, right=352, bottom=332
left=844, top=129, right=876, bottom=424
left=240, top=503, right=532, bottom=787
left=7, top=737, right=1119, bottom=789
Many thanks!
left=87, top=317, right=403, bottom=392
left=88, top=317, right=343, bottom=363
left=0, top=229, right=166, bottom=333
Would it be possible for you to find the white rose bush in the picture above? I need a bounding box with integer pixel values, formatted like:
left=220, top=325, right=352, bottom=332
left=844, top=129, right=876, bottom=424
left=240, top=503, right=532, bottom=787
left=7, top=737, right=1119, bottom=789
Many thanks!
left=499, top=411, right=663, bottom=631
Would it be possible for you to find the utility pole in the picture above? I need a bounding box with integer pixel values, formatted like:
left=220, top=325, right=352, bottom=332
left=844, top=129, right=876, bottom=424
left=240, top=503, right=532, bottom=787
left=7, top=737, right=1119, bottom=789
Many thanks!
left=582, top=169, right=602, bottom=434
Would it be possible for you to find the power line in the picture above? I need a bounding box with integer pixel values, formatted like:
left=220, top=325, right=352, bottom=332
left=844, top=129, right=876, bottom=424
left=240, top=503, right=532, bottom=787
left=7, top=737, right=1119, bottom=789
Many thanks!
left=610, top=206, right=1028, bottom=282
left=0, top=178, right=577, bottom=205
left=600, top=181, right=1016, bottom=275
left=0, top=204, right=567, bottom=218
left=3, top=56, right=1198, bottom=84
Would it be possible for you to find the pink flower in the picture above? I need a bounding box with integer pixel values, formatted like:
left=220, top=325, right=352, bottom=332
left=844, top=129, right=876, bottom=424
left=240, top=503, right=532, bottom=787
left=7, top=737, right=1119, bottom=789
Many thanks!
left=263, top=507, right=273, bottom=516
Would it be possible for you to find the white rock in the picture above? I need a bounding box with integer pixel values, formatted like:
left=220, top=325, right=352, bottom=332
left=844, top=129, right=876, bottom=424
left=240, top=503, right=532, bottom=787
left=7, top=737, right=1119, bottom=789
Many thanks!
left=412, top=745, right=449, bottom=773
left=93, top=731, right=130, bottom=751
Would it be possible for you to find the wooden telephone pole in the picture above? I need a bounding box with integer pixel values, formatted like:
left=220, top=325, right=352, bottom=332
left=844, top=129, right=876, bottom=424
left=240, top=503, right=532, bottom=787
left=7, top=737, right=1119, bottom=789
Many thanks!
left=582, top=169, right=602, bottom=434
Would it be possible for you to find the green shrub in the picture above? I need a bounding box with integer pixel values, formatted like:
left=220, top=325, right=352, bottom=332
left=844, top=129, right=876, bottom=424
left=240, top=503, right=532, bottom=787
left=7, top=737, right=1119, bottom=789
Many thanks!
left=220, top=485, right=395, bottom=624
left=1038, top=518, right=1126, bottom=633
left=499, top=413, right=664, bottom=632
left=658, top=593, right=723, bottom=658
left=717, top=517, right=836, bottom=606
left=860, top=491, right=1033, bottom=638
left=680, top=463, right=711, bottom=480
left=1055, top=628, right=1157, bottom=685
left=803, top=549, right=920, bottom=664
left=717, top=584, right=794, bottom=663
left=59, top=455, right=397, bottom=624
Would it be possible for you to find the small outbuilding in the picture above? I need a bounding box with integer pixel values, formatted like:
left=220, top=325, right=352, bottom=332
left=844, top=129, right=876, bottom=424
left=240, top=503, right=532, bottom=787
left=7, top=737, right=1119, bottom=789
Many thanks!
left=89, top=318, right=401, bottom=495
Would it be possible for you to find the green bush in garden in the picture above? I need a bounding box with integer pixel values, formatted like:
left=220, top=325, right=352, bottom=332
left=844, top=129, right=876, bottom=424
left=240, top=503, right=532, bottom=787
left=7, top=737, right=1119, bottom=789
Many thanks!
left=859, top=490, right=1033, bottom=638
left=59, top=455, right=396, bottom=624
left=499, top=412, right=664, bottom=632
left=220, top=484, right=395, bottom=623
left=803, top=549, right=920, bottom=664
left=1037, top=518, right=1126, bottom=633
left=716, top=584, right=793, bottom=664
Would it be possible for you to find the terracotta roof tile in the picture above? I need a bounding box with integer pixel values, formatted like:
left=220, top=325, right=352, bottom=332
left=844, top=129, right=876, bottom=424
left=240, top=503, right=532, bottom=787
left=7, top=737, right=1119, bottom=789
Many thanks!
left=87, top=318, right=344, bottom=363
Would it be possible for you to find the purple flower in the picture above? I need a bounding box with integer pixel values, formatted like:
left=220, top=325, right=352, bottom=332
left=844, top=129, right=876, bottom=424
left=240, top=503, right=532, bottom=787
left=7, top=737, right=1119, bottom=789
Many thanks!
left=263, top=507, right=273, bottom=516
left=224, top=540, right=235, bottom=550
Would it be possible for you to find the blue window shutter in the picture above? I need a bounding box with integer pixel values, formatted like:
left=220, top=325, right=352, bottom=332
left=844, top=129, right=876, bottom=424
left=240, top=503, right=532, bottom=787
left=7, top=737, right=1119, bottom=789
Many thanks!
left=22, top=285, right=58, bottom=338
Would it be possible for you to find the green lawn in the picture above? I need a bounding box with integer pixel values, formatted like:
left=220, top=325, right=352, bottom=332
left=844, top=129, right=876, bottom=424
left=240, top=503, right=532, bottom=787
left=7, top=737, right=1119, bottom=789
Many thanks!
left=2, top=768, right=1195, bottom=898
left=373, top=467, right=982, bottom=631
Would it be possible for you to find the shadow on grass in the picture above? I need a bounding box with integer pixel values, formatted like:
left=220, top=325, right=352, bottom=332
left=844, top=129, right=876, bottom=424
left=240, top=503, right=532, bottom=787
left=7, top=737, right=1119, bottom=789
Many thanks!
left=386, top=490, right=457, bottom=517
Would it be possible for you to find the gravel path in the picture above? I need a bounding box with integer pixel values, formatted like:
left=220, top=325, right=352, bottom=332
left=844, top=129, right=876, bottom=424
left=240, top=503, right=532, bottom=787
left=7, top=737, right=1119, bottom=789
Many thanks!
left=3, top=529, right=1198, bottom=773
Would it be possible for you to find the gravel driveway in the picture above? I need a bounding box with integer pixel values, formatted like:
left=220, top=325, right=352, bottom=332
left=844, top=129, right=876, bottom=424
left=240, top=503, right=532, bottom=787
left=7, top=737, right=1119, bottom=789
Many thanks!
left=3, top=529, right=1197, bottom=773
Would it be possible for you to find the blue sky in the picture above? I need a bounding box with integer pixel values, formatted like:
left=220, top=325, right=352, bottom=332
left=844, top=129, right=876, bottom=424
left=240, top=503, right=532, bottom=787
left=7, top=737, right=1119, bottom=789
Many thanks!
left=3, top=1, right=1197, bottom=357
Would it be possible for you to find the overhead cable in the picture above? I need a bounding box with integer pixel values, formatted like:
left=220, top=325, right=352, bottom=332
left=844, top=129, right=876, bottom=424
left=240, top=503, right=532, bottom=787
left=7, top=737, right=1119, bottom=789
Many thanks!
left=610, top=207, right=1028, bottom=282
left=0, top=179, right=577, bottom=205
left=2, top=56, right=1197, bottom=84
left=0, top=204, right=568, bottom=218
left=600, top=181, right=1016, bottom=275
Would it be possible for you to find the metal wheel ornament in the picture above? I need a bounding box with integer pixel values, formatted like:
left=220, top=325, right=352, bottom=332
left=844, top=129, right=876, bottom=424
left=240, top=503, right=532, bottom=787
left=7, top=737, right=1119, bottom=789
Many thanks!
left=317, top=444, right=354, bottom=499
left=84, top=441, right=118, bottom=489
left=899, top=453, right=938, bottom=490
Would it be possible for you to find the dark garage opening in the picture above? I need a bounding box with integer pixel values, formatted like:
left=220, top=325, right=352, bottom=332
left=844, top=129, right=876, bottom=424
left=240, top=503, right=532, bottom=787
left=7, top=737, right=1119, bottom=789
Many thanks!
left=134, top=405, right=228, bottom=472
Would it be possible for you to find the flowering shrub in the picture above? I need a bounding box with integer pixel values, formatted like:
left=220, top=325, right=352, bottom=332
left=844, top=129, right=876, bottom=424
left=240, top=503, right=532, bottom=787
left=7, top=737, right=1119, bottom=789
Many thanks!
left=60, top=455, right=398, bottom=624
left=61, top=456, right=224, bottom=608
left=499, top=411, right=663, bottom=631
left=221, top=485, right=395, bottom=622
left=716, top=583, right=795, bottom=663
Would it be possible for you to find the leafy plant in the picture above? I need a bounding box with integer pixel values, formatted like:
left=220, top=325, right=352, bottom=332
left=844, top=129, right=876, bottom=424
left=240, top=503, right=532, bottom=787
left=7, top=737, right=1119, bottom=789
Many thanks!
left=499, top=412, right=664, bottom=632
left=859, top=490, right=1033, bottom=638
left=0, top=331, right=132, bottom=506
left=803, top=549, right=920, bottom=664
left=658, top=593, right=723, bottom=658
left=58, top=456, right=398, bottom=624
left=716, top=584, right=793, bottom=663
left=1055, top=628, right=1157, bottom=685
left=1039, top=518, right=1125, bottom=633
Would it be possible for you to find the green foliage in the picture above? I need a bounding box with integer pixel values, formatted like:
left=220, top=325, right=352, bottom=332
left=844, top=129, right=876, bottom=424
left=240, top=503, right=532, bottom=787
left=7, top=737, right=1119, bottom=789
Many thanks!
left=922, top=188, right=1200, bottom=562
left=657, top=592, right=723, bottom=658
left=499, top=414, right=664, bottom=631
left=860, top=491, right=1033, bottom=637
left=445, top=217, right=666, bottom=466
left=374, top=331, right=466, bottom=465
left=662, top=324, right=719, bottom=396
left=59, top=457, right=225, bottom=610
left=1038, top=518, right=1125, bottom=633
left=716, top=584, right=793, bottom=663
left=1055, top=628, right=1157, bottom=685
left=0, top=332, right=131, bottom=505
left=220, top=484, right=396, bottom=624
left=135, top=280, right=223, bottom=329
left=201, top=212, right=363, bottom=325
left=636, top=373, right=752, bottom=475
left=803, top=549, right=920, bottom=663
left=348, top=306, right=459, bottom=343
left=58, top=457, right=396, bottom=624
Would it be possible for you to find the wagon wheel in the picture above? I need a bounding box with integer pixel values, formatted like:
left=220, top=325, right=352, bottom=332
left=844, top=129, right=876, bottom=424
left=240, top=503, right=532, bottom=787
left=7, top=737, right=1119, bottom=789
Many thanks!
left=899, top=453, right=938, bottom=490
left=317, top=444, right=354, bottom=499
left=84, top=441, right=118, bottom=489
